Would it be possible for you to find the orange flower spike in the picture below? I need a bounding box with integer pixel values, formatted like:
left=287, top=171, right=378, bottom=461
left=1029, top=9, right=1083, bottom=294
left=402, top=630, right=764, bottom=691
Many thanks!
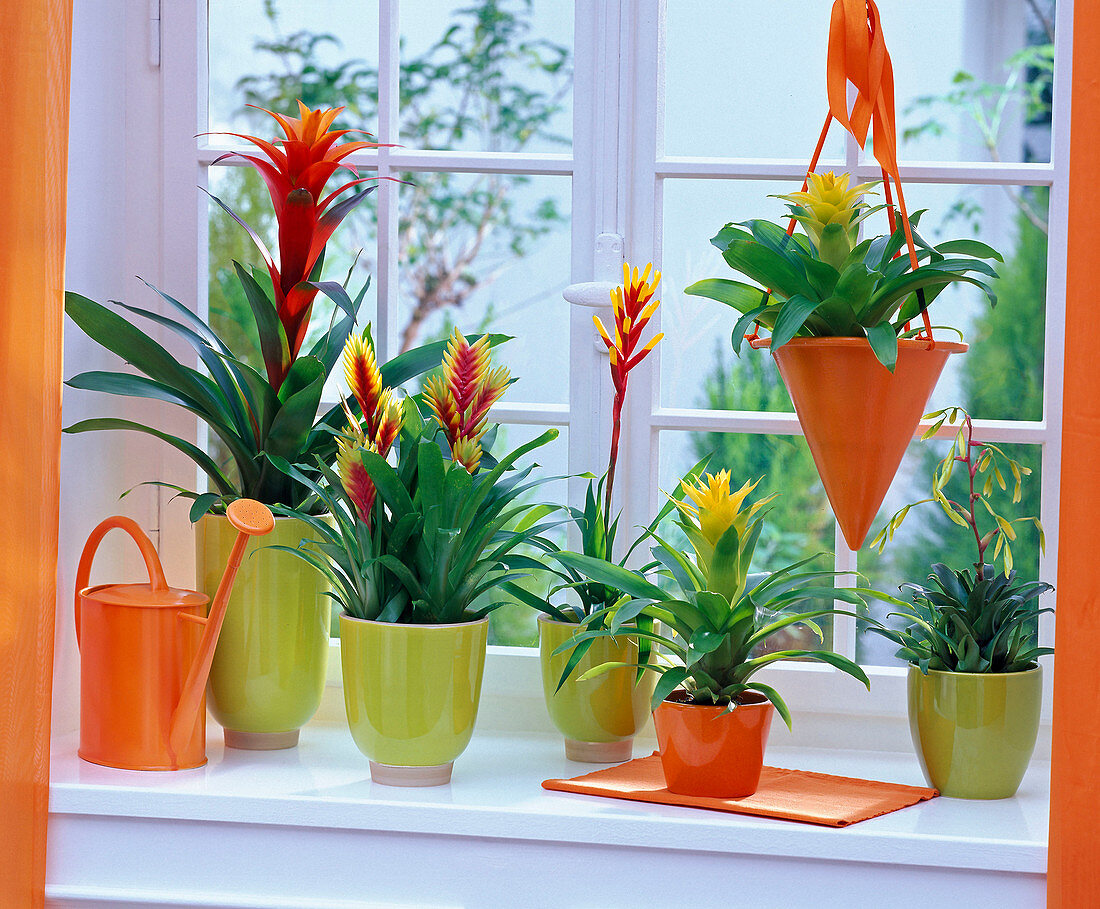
left=342, top=329, right=384, bottom=436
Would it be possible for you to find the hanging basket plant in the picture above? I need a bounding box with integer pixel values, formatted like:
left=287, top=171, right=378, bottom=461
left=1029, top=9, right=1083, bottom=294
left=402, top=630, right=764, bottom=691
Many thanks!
left=685, top=0, right=1002, bottom=550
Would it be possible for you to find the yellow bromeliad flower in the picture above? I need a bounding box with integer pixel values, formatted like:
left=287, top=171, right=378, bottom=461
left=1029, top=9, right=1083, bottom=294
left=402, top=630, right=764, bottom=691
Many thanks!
left=775, top=171, right=878, bottom=268
left=675, top=471, right=776, bottom=584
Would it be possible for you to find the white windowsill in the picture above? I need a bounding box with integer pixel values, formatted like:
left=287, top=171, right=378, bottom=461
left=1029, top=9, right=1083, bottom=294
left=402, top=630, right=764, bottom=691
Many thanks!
left=47, top=666, right=1051, bottom=908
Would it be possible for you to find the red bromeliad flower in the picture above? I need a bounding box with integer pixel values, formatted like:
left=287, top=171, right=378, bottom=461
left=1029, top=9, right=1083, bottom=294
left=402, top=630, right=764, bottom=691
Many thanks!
left=338, top=329, right=403, bottom=524
left=423, top=328, right=511, bottom=473
left=593, top=262, right=663, bottom=522
left=211, top=102, right=387, bottom=390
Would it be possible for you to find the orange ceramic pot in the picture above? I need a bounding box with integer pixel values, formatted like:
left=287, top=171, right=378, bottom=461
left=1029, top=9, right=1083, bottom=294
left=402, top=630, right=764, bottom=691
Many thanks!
left=750, top=336, right=966, bottom=550
left=653, top=691, right=774, bottom=798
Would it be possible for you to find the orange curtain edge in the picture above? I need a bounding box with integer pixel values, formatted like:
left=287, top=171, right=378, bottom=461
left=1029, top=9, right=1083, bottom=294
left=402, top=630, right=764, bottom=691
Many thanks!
left=1049, top=2, right=1100, bottom=906
left=0, top=1, right=73, bottom=906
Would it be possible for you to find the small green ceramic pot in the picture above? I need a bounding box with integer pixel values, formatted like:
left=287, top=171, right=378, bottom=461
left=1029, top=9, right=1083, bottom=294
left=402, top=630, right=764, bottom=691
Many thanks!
left=907, top=663, right=1043, bottom=799
left=198, top=515, right=330, bottom=750
left=538, top=615, right=657, bottom=763
left=339, top=614, right=489, bottom=787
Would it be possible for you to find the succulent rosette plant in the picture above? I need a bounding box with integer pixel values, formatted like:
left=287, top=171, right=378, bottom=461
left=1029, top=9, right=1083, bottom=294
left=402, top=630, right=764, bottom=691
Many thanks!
left=684, top=170, right=1003, bottom=371
left=554, top=469, right=879, bottom=725
left=867, top=407, right=1054, bottom=673
left=272, top=328, right=560, bottom=624
left=64, top=102, right=472, bottom=517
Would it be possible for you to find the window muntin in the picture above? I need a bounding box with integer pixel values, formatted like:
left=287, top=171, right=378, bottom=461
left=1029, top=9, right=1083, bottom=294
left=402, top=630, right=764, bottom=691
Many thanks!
left=189, top=0, right=1064, bottom=672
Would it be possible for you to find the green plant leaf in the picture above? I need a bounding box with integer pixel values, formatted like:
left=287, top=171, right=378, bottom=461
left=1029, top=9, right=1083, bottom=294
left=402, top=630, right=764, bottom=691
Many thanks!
left=684, top=278, right=770, bottom=315
left=233, top=261, right=291, bottom=385
left=769, top=294, right=825, bottom=349
left=865, top=321, right=899, bottom=372
left=64, top=418, right=235, bottom=495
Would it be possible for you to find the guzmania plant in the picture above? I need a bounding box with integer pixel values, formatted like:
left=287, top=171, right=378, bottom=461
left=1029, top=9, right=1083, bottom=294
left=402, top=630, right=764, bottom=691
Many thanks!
left=684, top=170, right=1002, bottom=371
left=867, top=406, right=1054, bottom=673
left=64, top=102, right=458, bottom=517
left=275, top=328, right=559, bottom=625
left=505, top=263, right=693, bottom=625
left=556, top=470, right=874, bottom=727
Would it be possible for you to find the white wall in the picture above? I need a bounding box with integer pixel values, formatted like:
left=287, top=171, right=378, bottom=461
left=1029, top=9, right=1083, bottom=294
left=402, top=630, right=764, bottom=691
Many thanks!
left=55, top=0, right=170, bottom=735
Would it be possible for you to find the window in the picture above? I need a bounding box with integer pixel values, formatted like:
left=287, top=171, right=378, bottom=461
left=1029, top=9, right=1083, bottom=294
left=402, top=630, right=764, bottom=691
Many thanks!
left=155, top=0, right=1067, bottom=715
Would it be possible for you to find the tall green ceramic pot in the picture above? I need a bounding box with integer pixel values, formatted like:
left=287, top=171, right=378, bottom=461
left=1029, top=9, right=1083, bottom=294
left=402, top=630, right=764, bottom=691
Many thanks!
left=538, top=615, right=656, bottom=762
left=907, top=664, right=1043, bottom=799
left=340, top=614, right=489, bottom=787
left=197, top=515, right=330, bottom=750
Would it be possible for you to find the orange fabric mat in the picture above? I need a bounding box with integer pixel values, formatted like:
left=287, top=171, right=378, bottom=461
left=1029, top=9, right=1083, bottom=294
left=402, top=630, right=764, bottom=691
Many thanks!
left=543, top=753, right=937, bottom=827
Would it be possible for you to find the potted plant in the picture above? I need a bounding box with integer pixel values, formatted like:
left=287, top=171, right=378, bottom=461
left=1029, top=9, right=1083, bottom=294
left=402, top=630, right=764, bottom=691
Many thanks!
left=63, top=102, right=465, bottom=749
left=867, top=406, right=1053, bottom=799
left=685, top=172, right=1001, bottom=549
left=503, top=263, right=696, bottom=763
left=273, top=328, right=559, bottom=786
left=557, top=469, right=875, bottom=798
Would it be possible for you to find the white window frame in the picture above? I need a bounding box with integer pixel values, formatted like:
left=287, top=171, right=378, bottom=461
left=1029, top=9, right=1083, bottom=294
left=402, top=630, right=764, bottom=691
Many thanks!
left=153, top=0, right=1071, bottom=735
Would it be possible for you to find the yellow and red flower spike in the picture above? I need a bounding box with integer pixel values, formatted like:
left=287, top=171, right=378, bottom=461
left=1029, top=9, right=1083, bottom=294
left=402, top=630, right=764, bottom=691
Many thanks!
left=342, top=328, right=384, bottom=437
left=336, top=333, right=404, bottom=526
left=337, top=429, right=378, bottom=524
left=423, top=328, right=511, bottom=474
left=593, top=262, right=664, bottom=395
left=208, top=102, right=389, bottom=389
left=596, top=262, right=663, bottom=523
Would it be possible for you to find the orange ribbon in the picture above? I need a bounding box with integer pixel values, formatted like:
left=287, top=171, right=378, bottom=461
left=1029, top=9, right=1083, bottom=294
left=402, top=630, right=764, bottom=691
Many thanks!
left=781, top=0, right=933, bottom=342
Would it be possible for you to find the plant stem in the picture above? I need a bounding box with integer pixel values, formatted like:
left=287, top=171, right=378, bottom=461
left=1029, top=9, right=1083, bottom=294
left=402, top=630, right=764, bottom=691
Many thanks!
left=603, top=391, right=624, bottom=545
left=961, top=413, right=989, bottom=580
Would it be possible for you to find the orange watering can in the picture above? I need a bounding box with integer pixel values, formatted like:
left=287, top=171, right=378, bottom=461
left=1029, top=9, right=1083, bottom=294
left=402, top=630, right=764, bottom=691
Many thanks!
left=75, top=499, right=274, bottom=770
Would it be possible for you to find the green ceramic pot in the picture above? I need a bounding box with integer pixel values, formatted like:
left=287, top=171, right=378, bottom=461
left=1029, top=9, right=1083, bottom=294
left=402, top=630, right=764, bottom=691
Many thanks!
left=197, top=515, right=330, bottom=750
left=339, top=614, right=489, bottom=787
left=538, top=615, right=656, bottom=762
left=907, top=663, right=1043, bottom=799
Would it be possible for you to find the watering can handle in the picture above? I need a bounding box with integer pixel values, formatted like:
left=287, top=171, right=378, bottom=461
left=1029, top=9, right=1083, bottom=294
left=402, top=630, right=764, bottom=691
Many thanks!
left=74, top=516, right=170, bottom=648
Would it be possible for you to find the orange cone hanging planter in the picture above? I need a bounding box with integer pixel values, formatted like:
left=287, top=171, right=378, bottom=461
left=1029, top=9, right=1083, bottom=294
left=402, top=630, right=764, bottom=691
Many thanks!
left=752, top=337, right=966, bottom=550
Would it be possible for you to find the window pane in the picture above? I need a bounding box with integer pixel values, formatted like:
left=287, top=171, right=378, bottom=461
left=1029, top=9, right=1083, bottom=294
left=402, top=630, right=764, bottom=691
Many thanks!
left=399, top=0, right=574, bottom=153
left=395, top=172, right=571, bottom=404
left=484, top=423, right=569, bottom=647
left=663, top=1, right=1054, bottom=165
left=659, top=430, right=835, bottom=651
left=208, top=1, right=381, bottom=135
left=900, top=182, right=1048, bottom=422
left=857, top=440, right=1044, bottom=666
left=660, top=178, right=800, bottom=411
left=663, top=1, right=845, bottom=161
left=659, top=178, right=1047, bottom=422
left=883, top=0, right=1055, bottom=164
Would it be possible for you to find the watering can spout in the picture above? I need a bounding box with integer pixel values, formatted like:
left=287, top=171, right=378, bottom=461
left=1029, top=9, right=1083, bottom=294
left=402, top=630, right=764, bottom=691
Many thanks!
left=168, top=499, right=275, bottom=758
